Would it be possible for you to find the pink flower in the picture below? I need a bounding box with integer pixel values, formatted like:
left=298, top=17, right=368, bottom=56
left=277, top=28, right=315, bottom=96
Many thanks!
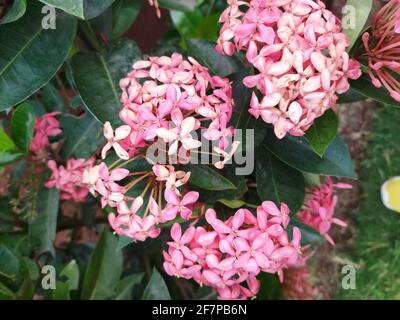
left=217, top=0, right=361, bottom=138
left=30, top=112, right=62, bottom=153
left=45, top=158, right=95, bottom=202
left=163, top=189, right=199, bottom=220
left=101, top=121, right=131, bottom=160
left=300, top=177, right=350, bottom=245
left=363, top=0, right=400, bottom=101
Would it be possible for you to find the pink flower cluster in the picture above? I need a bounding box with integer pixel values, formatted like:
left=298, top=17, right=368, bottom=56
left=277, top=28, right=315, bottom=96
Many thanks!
left=163, top=201, right=303, bottom=300
left=363, top=0, right=400, bottom=101
left=300, top=177, right=351, bottom=245
left=84, top=162, right=200, bottom=242
left=216, top=0, right=361, bottom=138
left=101, top=53, right=235, bottom=163
left=45, top=158, right=95, bottom=202
left=282, top=265, right=320, bottom=300
left=30, top=112, right=62, bottom=153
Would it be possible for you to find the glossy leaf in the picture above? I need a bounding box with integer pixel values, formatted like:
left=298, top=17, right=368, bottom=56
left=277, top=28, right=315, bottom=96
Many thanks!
left=38, top=0, right=116, bottom=20
left=0, top=245, right=20, bottom=278
left=71, top=39, right=141, bottom=126
left=184, top=164, right=236, bottom=191
left=10, top=102, right=35, bottom=153
left=28, top=188, right=60, bottom=256
left=263, top=130, right=356, bottom=178
left=343, top=0, right=373, bottom=51
left=0, top=2, right=77, bottom=110
left=112, top=273, right=144, bottom=300
left=305, top=110, right=338, bottom=157
left=350, top=75, right=400, bottom=106
left=60, top=112, right=104, bottom=159
left=53, top=260, right=80, bottom=300
left=117, top=235, right=134, bottom=250
left=0, top=0, right=26, bottom=24
left=186, top=39, right=239, bottom=77
left=81, top=229, right=123, bottom=300
left=0, top=130, right=23, bottom=166
left=256, top=146, right=305, bottom=213
left=42, top=83, right=64, bottom=112
left=0, top=283, right=15, bottom=300
left=142, top=267, right=171, bottom=300
left=229, top=71, right=267, bottom=151
left=159, top=0, right=197, bottom=12
left=287, top=219, right=324, bottom=245
left=337, top=87, right=367, bottom=104
left=111, top=0, right=141, bottom=39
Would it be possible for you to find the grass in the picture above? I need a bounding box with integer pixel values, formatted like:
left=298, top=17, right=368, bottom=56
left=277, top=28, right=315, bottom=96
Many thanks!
left=338, top=106, right=400, bottom=299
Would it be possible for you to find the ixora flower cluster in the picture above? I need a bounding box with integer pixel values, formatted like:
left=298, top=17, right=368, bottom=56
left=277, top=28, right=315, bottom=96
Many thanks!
left=363, top=0, right=400, bottom=101
left=30, top=112, right=62, bottom=153
left=216, top=0, right=361, bottom=138
left=300, top=177, right=351, bottom=245
left=83, top=53, right=238, bottom=242
left=163, top=202, right=304, bottom=300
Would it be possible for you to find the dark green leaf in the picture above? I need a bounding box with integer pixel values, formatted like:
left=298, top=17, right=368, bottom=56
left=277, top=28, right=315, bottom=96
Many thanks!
left=256, top=273, right=284, bottom=300
left=111, top=0, right=141, bottom=39
left=53, top=260, right=80, bottom=300
left=0, top=2, right=77, bottom=110
left=0, top=245, right=20, bottom=278
left=112, top=273, right=144, bottom=300
left=81, top=229, right=123, bottom=300
left=71, top=39, right=141, bottom=126
left=28, top=187, right=60, bottom=256
left=0, top=282, right=15, bottom=300
left=305, top=110, right=338, bottom=157
left=117, top=235, right=134, bottom=250
left=263, top=131, right=356, bottom=178
left=337, top=87, right=367, bottom=104
left=60, top=112, right=104, bottom=158
left=38, top=0, right=116, bottom=20
left=42, top=83, right=64, bottom=112
left=159, top=0, right=197, bottom=12
left=229, top=71, right=267, bottom=151
left=256, top=146, right=305, bottom=213
left=142, top=267, right=171, bottom=300
left=184, top=164, right=236, bottom=191
left=0, top=129, right=23, bottom=166
left=11, top=102, right=35, bottom=153
left=0, top=0, right=26, bottom=24
left=186, top=39, right=239, bottom=77
left=350, top=75, right=400, bottom=106
left=287, top=219, right=323, bottom=245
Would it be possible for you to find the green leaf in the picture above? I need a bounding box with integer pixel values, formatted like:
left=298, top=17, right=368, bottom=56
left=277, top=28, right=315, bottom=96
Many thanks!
left=111, top=0, right=141, bottom=39
left=42, top=83, right=64, bottom=112
left=349, top=75, right=400, bottom=106
left=263, top=130, right=356, bottom=178
left=159, top=0, right=197, bottom=12
left=0, top=0, right=26, bottom=24
left=0, top=129, right=24, bottom=166
left=0, top=245, right=20, bottom=278
left=0, top=2, right=77, bottom=111
left=29, top=187, right=60, bottom=256
left=343, top=0, right=373, bottom=51
left=71, top=39, right=141, bottom=126
left=142, top=267, right=171, bottom=300
left=112, top=273, right=144, bottom=300
left=287, top=219, right=324, bottom=245
left=186, top=39, right=239, bottom=77
left=117, top=235, right=134, bottom=250
left=229, top=71, right=267, bottom=151
left=38, top=0, right=116, bottom=20
left=53, top=260, right=80, bottom=300
left=184, top=164, right=236, bottom=191
left=256, top=146, right=305, bottom=213
left=305, top=110, right=338, bottom=157
left=337, top=87, right=367, bottom=104
left=81, top=229, right=123, bottom=300
left=11, top=102, right=35, bottom=153
left=256, top=273, right=284, bottom=300
left=60, top=112, right=104, bottom=159
left=171, top=10, right=219, bottom=41
left=0, top=282, right=15, bottom=300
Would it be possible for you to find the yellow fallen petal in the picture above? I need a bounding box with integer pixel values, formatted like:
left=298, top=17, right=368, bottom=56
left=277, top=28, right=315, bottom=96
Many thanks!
left=381, top=177, right=400, bottom=213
